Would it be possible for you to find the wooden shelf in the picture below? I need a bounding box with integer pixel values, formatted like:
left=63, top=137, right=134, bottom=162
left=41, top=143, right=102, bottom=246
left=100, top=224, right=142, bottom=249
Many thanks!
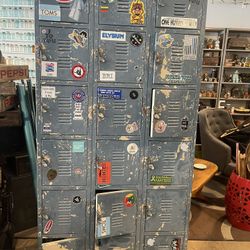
left=202, top=65, right=220, bottom=68
left=203, top=49, right=222, bottom=51
left=226, top=49, right=250, bottom=53
left=221, top=98, right=250, bottom=101
left=200, top=97, right=217, bottom=100
left=224, top=66, right=250, bottom=69
left=201, top=81, right=219, bottom=84
left=221, top=82, right=250, bottom=85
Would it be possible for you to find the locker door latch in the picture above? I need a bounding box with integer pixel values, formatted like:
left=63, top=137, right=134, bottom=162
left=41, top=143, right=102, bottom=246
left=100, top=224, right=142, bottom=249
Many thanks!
left=98, top=48, right=106, bottom=63
left=145, top=157, right=155, bottom=170
left=155, top=52, right=163, bottom=65
left=144, top=203, right=154, bottom=218
left=97, top=104, right=106, bottom=120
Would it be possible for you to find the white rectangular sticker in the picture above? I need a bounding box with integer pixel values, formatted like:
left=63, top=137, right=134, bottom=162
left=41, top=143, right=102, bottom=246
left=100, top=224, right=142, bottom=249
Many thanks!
left=100, top=71, right=116, bottom=81
left=183, top=35, right=198, bottom=60
left=161, top=17, right=198, bottom=29
left=41, top=86, right=56, bottom=99
left=41, top=61, right=58, bottom=77
left=39, top=4, right=61, bottom=21
left=100, top=31, right=126, bottom=42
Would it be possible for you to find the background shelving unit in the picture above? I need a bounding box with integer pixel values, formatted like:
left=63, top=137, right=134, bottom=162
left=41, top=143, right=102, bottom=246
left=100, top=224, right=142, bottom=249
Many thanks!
left=0, top=0, right=35, bottom=82
left=201, top=28, right=250, bottom=125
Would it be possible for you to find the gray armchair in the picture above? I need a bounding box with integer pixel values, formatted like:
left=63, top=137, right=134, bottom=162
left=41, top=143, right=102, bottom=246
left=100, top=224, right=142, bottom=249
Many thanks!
left=198, top=108, right=236, bottom=175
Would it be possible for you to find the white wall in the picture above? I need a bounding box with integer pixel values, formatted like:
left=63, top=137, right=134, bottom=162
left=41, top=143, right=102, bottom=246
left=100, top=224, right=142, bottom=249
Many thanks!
left=206, top=3, right=250, bottom=29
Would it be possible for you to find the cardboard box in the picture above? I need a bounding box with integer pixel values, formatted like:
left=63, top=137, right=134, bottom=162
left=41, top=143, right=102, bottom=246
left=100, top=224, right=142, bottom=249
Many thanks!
left=0, top=65, right=29, bottom=82
left=0, top=81, right=16, bottom=95
left=0, top=95, right=17, bottom=112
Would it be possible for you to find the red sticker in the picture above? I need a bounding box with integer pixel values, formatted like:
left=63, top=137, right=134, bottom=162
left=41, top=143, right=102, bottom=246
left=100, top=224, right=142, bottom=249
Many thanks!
left=44, top=219, right=53, bottom=234
left=74, top=168, right=83, bottom=175
left=71, top=64, right=87, bottom=80
left=97, top=162, right=111, bottom=185
left=123, top=193, right=136, bottom=208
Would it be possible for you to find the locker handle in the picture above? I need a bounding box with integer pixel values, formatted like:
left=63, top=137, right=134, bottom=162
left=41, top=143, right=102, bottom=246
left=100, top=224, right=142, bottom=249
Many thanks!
left=98, top=48, right=106, bottom=63
left=98, top=112, right=105, bottom=119
left=148, top=164, right=155, bottom=170
left=145, top=205, right=153, bottom=218
left=155, top=52, right=163, bottom=65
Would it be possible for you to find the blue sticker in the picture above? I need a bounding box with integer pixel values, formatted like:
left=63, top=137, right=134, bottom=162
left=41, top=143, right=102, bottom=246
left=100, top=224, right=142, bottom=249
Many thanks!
left=39, top=4, right=61, bottom=21
left=98, top=88, right=122, bottom=100
left=97, top=217, right=110, bottom=238
left=72, top=90, right=85, bottom=102
left=72, top=141, right=85, bottom=153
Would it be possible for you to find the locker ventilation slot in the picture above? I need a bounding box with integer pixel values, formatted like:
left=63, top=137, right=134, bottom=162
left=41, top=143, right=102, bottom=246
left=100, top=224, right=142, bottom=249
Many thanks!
left=162, top=152, right=176, bottom=176
left=112, top=151, right=125, bottom=176
left=58, top=149, right=72, bottom=177
left=111, top=203, right=123, bottom=228
left=113, top=100, right=127, bottom=111
left=58, top=97, right=72, bottom=109
left=169, top=62, right=183, bottom=73
left=113, top=100, right=127, bottom=125
left=117, top=0, right=130, bottom=13
left=169, top=101, right=181, bottom=113
left=58, top=113, right=72, bottom=124
left=58, top=40, right=71, bottom=52
left=174, top=3, right=187, bottom=17
left=115, top=43, right=129, bottom=71
left=160, top=199, right=172, bottom=223
left=167, top=117, right=180, bottom=128
left=58, top=56, right=71, bottom=69
left=171, top=46, right=184, bottom=61
left=58, top=200, right=72, bottom=226
left=158, top=247, right=170, bottom=250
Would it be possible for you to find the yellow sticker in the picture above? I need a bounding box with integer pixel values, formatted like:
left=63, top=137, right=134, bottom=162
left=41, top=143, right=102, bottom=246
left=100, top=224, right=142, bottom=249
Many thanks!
left=129, top=0, right=145, bottom=25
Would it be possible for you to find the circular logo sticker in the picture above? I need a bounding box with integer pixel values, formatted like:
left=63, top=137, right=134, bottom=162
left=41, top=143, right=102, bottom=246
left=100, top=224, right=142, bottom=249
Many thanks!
left=73, top=196, right=81, bottom=204
left=127, top=143, right=139, bottom=155
left=158, top=34, right=174, bottom=48
left=154, top=120, right=167, bottom=134
left=123, top=193, right=136, bottom=208
left=74, top=168, right=83, bottom=175
left=44, top=219, right=53, bottom=234
left=130, top=90, right=139, bottom=99
left=130, top=33, right=143, bottom=47
left=71, top=64, right=87, bottom=80
left=72, top=89, right=85, bottom=102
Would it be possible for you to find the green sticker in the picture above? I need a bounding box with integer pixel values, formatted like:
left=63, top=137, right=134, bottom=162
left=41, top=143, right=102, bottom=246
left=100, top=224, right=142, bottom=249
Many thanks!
left=72, top=141, right=85, bottom=153
left=150, top=175, right=172, bottom=185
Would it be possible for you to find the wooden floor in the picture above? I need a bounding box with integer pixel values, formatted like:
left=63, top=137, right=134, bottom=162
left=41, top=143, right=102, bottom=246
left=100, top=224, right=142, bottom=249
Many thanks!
left=14, top=228, right=250, bottom=250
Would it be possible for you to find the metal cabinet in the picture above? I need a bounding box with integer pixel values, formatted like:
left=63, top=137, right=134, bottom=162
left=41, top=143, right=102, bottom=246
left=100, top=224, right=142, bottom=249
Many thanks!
left=36, top=0, right=207, bottom=249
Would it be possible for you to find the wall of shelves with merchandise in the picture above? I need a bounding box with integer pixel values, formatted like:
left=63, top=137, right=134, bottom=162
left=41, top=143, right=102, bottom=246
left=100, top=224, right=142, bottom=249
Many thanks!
left=0, top=0, right=35, bottom=83
left=201, top=28, right=250, bottom=125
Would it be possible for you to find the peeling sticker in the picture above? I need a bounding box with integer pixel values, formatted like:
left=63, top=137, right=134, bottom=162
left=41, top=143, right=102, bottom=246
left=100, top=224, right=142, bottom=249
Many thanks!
left=97, top=217, right=110, bottom=237
left=129, top=0, right=145, bottom=25
left=158, top=34, right=174, bottom=49
left=39, top=4, right=61, bottom=21
left=180, top=142, right=189, bottom=152
left=160, top=89, right=171, bottom=97
left=127, top=143, right=139, bottom=155
left=119, top=136, right=129, bottom=141
left=71, top=64, right=87, bottom=80
left=68, top=29, right=88, bottom=49
left=41, top=61, right=57, bottom=77
left=147, top=238, right=155, bottom=246
left=41, top=86, right=56, bottom=99
left=183, top=35, right=198, bottom=60
left=100, top=71, right=116, bottom=81
left=126, top=122, right=138, bottom=134
left=154, top=120, right=167, bottom=134
left=124, top=193, right=136, bottom=208
left=161, top=17, right=198, bottom=29
left=43, top=219, right=53, bottom=234
left=97, top=162, right=111, bottom=185
left=72, top=141, right=85, bottom=153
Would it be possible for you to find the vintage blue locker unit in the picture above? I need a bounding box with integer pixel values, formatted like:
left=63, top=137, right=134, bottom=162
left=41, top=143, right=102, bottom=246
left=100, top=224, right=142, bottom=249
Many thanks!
left=35, top=1, right=207, bottom=249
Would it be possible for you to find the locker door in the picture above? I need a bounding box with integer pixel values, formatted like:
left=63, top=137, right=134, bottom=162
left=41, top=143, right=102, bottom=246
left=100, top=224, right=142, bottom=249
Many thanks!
left=98, top=0, right=147, bottom=27
left=42, top=190, right=86, bottom=236
left=154, top=31, right=200, bottom=85
left=41, top=85, right=88, bottom=135
left=41, top=140, right=87, bottom=186
left=96, top=235, right=135, bottom=249
left=150, top=89, right=195, bottom=138
left=98, top=30, right=146, bottom=83
left=147, top=140, right=191, bottom=186
left=96, top=140, right=140, bottom=187
left=39, top=0, right=89, bottom=23
left=156, top=0, right=203, bottom=29
left=97, top=88, right=142, bottom=136
left=144, top=236, right=183, bottom=250
left=96, top=191, right=137, bottom=239
left=145, top=190, right=187, bottom=232
left=40, top=26, right=89, bottom=81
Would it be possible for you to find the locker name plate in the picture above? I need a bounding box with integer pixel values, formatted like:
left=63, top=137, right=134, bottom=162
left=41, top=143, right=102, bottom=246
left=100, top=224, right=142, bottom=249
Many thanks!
left=161, top=17, right=198, bottom=29
left=150, top=175, right=172, bottom=185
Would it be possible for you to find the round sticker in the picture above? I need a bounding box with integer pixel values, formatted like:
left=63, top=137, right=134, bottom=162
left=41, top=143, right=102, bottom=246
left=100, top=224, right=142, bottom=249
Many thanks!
left=126, top=124, right=134, bottom=134
left=44, top=219, right=53, bottom=234
left=127, top=143, right=139, bottom=155
left=73, top=196, right=81, bottom=204
left=71, top=64, right=87, bottom=80
left=158, top=34, right=174, bottom=48
left=130, top=33, right=143, bottom=47
left=123, top=193, right=136, bottom=208
left=72, top=89, right=85, bottom=102
left=154, top=120, right=167, bottom=134
left=130, top=90, right=139, bottom=100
